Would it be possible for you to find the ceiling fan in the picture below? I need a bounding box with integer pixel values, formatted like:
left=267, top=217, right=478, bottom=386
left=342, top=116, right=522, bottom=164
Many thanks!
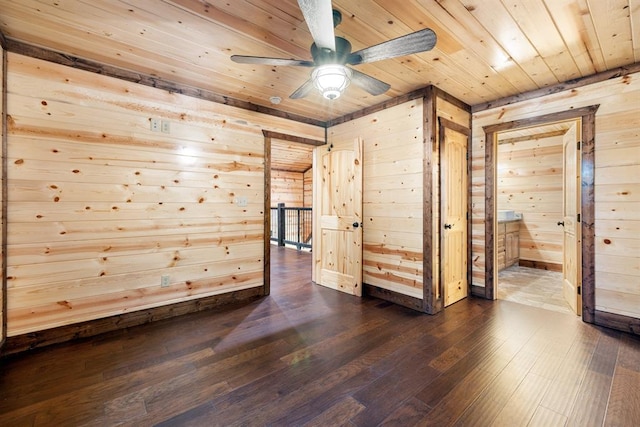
left=230, top=0, right=437, bottom=100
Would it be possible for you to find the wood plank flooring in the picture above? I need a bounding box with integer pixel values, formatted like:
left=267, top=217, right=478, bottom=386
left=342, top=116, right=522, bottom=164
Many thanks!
left=0, top=246, right=638, bottom=426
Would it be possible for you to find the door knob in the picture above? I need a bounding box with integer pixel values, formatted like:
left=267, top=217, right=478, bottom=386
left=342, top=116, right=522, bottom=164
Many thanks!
left=352, top=222, right=362, bottom=228
left=444, top=223, right=452, bottom=229
left=557, top=221, right=564, bottom=226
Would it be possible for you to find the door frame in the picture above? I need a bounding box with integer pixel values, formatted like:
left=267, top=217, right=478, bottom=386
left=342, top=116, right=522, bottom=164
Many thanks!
left=482, top=105, right=599, bottom=323
left=262, top=130, right=325, bottom=296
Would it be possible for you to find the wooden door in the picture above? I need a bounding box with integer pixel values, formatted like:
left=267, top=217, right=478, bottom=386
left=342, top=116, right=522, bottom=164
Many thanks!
left=312, top=138, right=363, bottom=296
left=562, top=122, right=581, bottom=315
left=441, top=122, right=469, bottom=307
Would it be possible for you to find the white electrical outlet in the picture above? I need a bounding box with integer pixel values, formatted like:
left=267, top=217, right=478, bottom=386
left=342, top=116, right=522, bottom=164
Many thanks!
left=161, top=120, right=170, bottom=134
left=160, top=275, right=170, bottom=287
left=150, top=118, right=161, bottom=132
left=235, top=196, right=248, bottom=207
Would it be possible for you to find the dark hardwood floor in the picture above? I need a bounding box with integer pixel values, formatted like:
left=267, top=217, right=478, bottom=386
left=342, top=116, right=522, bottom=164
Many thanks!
left=1, top=246, right=639, bottom=426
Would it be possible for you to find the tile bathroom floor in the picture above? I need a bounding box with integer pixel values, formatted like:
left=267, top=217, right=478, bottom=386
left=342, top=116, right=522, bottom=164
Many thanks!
left=498, top=265, right=574, bottom=315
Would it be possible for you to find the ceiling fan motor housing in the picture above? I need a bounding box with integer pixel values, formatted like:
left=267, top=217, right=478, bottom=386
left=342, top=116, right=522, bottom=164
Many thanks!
left=311, top=37, right=353, bottom=65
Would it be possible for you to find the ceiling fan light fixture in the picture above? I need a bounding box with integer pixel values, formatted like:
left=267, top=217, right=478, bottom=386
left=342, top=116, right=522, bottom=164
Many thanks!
left=312, top=64, right=351, bottom=100
left=232, top=4, right=437, bottom=101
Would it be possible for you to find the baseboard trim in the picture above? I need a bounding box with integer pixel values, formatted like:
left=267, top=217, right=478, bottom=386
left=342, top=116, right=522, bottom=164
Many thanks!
left=518, top=260, right=562, bottom=272
left=471, top=284, right=487, bottom=298
left=363, top=283, right=424, bottom=312
left=593, top=309, right=640, bottom=335
left=2, top=287, right=264, bottom=356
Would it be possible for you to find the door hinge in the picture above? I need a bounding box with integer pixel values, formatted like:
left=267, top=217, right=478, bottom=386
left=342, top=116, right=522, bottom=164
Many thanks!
left=577, top=285, right=581, bottom=295
left=577, top=213, right=581, bottom=222
left=577, top=140, right=581, bottom=150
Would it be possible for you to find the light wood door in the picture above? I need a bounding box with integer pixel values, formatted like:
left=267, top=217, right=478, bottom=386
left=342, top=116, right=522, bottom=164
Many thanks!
left=312, top=138, right=363, bottom=296
left=562, top=122, right=581, bottom=315
left=441, top=125, right=469, bottom=307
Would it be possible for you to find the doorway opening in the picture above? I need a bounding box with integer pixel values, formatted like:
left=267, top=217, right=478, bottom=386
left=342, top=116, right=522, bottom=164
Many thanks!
left=495, top=119, right=580, bottom=314
left=262, top=131, right=324, bottom=296
left=483, top=106, right=599, bottom=322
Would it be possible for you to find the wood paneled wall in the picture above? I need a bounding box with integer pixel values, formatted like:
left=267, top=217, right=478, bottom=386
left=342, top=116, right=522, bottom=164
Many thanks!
left=328, top=100, right=424, bottom=299
left=4, top=53, right=323, bottom=336
left=497, top=135, right=563, bottom=269
left=325, top=92, right=470, bottom=309
left=303, top=168, right=312, bottom=208
left=271, top=170, right=303, bottom=207
left=472, top=73, right=640, bottom=320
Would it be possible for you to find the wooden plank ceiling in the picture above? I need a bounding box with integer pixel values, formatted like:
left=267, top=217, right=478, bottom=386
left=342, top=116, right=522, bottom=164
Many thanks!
left=0, top=0, right=638, bottom=124
left=271, top=138, right=314, bottom=172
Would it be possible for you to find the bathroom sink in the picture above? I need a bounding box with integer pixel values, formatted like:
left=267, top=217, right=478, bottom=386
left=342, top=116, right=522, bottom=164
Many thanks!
left=498, top=210, right=515, bottom=221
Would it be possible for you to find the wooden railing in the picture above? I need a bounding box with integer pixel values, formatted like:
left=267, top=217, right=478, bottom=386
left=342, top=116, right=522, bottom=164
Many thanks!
left=270, top=203, right=312, bottom=250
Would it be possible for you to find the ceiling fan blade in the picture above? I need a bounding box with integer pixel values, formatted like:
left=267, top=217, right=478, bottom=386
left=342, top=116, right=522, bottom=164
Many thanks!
left=350, top=69, right=391, bottom=96
left=297, top=0, right=336, bottom=51
left=348, top=28, right=437, bottom=65
left=231, top=55, right=314, bottom=67
left=290, top=79, right=315, bottom=99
